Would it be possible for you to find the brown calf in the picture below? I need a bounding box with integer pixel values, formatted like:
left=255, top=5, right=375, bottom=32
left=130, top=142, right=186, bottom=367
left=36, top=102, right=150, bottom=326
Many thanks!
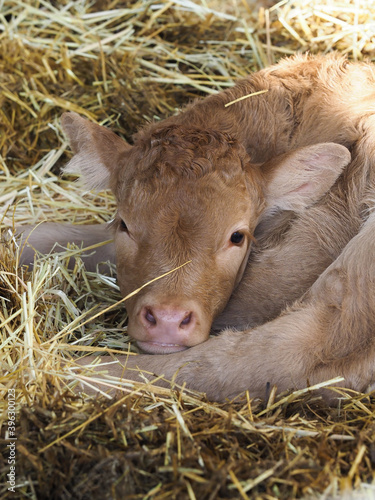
left=19, top=53, right=375, bottom=400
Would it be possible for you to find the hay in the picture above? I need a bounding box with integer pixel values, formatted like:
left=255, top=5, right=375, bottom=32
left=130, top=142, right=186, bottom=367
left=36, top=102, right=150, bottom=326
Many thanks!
left=1, top=0, right=375, bottom=499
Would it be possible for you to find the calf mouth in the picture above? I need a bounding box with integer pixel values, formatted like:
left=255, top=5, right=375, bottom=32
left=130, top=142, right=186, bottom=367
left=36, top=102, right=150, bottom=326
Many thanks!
left=136, top=340, right=189, bottom=354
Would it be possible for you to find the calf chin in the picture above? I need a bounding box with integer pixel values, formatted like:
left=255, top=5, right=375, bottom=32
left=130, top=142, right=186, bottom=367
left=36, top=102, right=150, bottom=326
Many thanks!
left=137, top=342, right=189, bottom=354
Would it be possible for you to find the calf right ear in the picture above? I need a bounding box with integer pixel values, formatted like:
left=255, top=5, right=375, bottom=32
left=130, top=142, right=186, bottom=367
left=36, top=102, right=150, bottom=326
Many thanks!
left=262, top=143, right=351, bottom=213
left=61, top=112, right=132, bottom=190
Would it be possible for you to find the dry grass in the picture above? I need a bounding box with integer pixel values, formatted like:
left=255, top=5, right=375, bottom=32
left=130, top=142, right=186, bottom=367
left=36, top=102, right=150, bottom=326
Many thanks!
left=1, top=0, right=375, bottom=498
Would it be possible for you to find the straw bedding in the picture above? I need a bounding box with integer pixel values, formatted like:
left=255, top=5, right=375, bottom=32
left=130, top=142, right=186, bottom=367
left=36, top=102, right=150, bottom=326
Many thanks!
left=1, top=1, right=375, bottom=498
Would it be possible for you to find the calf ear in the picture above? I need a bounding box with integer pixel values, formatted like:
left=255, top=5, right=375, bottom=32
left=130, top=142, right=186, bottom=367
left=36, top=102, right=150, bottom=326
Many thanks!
left=262, top=143, right=350, bottom=212
left=61, top=112, right=132, bottom=190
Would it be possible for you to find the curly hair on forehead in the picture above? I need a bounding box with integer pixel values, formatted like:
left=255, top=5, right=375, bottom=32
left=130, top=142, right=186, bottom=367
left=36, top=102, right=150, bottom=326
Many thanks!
left=131, top=123, right=250, bottom=179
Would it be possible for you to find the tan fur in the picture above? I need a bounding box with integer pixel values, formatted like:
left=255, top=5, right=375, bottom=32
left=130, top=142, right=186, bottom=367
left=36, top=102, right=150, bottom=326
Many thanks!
left=19, top=53, right=375, bottom=400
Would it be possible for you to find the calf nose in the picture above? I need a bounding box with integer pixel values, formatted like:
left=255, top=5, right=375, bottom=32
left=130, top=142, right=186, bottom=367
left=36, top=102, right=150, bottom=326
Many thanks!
left=140, top=305, right=196, bottom=343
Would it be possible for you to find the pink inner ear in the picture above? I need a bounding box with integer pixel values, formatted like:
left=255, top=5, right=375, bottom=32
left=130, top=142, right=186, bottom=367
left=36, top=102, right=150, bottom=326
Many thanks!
left=291, top=182, right=311, bottom=194
left=61, top=112, right=133, bottom=191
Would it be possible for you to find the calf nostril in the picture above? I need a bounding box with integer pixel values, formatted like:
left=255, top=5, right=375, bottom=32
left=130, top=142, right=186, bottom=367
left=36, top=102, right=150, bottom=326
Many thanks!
left=145, top=309, right=157, bottom=325
left=180, top=312, right=192, bottom=327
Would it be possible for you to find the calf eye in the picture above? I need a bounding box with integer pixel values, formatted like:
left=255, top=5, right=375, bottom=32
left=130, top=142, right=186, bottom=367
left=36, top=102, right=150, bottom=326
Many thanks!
left=230, top=231, right=245, bottom=245
left=119, top=219, right=128, bottom=232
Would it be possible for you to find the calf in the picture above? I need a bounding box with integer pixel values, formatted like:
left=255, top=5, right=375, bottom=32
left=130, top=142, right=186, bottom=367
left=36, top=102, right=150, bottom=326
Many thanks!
left=19, top=53, right=375, bottom=400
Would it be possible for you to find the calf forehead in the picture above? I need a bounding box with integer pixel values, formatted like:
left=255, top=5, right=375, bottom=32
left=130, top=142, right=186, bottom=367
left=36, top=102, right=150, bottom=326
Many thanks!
left=114, top=124, right=249, bottom=197
left=124, top=173, right=252, bottom=238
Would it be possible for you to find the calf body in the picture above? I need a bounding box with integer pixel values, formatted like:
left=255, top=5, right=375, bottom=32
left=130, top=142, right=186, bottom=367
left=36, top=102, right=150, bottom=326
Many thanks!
left=19, top=54, right=375, bottom=399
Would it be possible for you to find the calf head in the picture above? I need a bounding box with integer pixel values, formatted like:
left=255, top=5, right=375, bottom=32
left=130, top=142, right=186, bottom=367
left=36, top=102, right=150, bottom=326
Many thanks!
left=62, top=112, right=350, bottom=353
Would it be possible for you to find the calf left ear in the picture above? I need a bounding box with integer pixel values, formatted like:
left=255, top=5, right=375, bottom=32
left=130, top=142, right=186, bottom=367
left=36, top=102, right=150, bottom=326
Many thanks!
left=262, top=143, right=351, bottom=212
left=62, top=112, right=132, bottom=190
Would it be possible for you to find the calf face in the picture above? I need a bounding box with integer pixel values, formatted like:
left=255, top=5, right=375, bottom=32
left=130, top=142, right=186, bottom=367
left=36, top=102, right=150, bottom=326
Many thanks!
left=62, top=113, right=350, bottom=353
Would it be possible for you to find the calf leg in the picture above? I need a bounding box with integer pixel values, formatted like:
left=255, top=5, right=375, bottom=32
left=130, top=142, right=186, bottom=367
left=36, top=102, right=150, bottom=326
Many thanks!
left=15, top=223, right=115, bottom=272
left=73, top=212, right=375, bottom=401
